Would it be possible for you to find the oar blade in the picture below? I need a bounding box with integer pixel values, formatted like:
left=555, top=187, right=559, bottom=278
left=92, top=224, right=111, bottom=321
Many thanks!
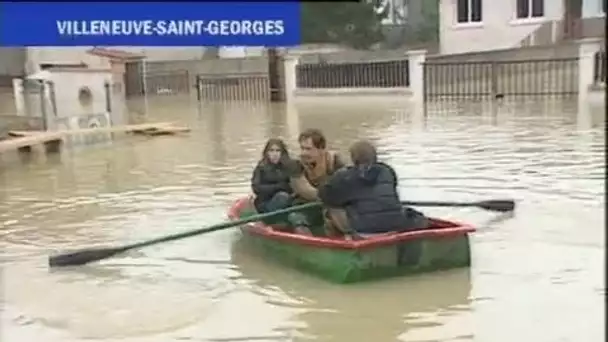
left=49, top=247, right=127, bottom=268
left=477, top=199, right=515, bottom=212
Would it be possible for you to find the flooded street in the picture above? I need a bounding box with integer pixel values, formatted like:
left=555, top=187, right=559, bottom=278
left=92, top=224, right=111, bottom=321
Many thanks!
left=1, top=96, right=604, bottom=342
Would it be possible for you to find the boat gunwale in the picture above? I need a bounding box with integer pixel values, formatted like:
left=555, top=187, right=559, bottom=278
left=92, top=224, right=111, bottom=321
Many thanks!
left=227, top=196, right=476, bottom=250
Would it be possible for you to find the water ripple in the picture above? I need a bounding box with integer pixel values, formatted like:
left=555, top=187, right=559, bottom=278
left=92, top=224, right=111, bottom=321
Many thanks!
left=0, top=98, right=604, bottom=342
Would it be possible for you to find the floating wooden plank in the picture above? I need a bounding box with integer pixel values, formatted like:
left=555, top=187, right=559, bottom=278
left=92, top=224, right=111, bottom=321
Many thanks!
left=0, top=132, right=63, bottom=154
left=8, top=122, right=189, bottom=138
left=2, top=122, right=190, bottom=156
left=130, top=125, right=191, bottom=136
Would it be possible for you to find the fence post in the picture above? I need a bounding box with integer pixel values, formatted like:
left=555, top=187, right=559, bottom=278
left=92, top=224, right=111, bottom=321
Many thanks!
left=39, top=80, right=50, bottom=131
left=406, top=50, right=427, bottom=105
left=282, top=54, right=299, bottom=103
left=577, top=38, right=603, bottom=112
left=12, top=78, right=25, bottom=116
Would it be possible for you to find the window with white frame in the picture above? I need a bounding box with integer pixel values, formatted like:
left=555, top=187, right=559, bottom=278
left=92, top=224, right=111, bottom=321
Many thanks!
left=457, top=0, right=482, bottom=23
left=516, top=0, right=544, bottom=19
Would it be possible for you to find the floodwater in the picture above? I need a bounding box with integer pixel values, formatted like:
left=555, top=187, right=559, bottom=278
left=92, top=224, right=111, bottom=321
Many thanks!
left=0, top=95, right=605, bottom=342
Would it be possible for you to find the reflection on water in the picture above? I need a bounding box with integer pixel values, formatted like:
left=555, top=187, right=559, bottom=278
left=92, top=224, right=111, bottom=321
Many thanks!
left=230, top=238, right=473, bottom=342
left=0, top=96, right=604, bottom=342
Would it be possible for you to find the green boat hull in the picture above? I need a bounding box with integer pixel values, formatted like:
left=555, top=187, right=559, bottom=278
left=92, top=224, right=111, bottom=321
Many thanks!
left=229, top=197, right=474, bottom=284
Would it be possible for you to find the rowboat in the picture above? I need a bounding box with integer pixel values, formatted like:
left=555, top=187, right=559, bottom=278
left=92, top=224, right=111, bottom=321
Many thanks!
left=227, top=196, right=476, bottom=284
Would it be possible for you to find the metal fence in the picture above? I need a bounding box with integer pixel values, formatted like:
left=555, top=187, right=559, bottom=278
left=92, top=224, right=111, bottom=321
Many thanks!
left=593, top=50, right=606, bottom=85
left=144, top=70, right=190, bottom=95
left=124, top=61, right=191, bottom=97
left=296, top=59, right=410, bottom=88
left=195, top=73, right=269, bottom=101
left=124, top=61, right=144, bottom=97
left=423, top=58, right=578, bottom=100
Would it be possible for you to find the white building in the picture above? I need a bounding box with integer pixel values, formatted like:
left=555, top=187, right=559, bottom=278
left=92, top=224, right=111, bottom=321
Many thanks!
left=439, top=0, right=605, bottom=54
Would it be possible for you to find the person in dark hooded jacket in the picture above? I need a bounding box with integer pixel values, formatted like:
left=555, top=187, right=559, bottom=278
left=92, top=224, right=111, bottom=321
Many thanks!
left=318, top=140, right=429, bottom=238
left=251, top=138, right=294, bottom=214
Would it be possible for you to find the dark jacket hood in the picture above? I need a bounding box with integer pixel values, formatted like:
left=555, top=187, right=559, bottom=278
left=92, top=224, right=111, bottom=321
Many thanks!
left=355, top=164, right=383, bottom=184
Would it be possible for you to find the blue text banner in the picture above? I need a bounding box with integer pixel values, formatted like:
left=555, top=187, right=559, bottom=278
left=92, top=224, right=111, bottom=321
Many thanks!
left=0, top=2, right=301, bottom=47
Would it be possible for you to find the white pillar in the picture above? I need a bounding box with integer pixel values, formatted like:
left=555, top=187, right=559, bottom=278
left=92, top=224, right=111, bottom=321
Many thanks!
left=12, top=78, right=25, bottom=116
left=282, top=54, right=299, bottom=103
left=406, top=50, right=427, bottom=106
left=40, top=81, right=54, bottom=131
left=577, top=38, right=602, bottom=114
left=285, top=101, right=301, bottom=142
left=550, top=21, right=558, bottom=44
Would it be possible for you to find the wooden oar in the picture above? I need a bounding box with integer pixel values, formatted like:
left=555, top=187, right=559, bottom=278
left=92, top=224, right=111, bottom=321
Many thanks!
left=401, top=199, right=515, bottom=212
left=48, top=202, right=320, bottom=268
left=49, top=198, right=515, bottom=267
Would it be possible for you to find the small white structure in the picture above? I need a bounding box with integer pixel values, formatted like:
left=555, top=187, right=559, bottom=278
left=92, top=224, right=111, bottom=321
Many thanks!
left=12, top=67, right=125, bottom=146
left=439, top=0, right=605, bottom=54
left=14, top=67, right=115, bottom=131
left=13, top=48, right=144, bottom=133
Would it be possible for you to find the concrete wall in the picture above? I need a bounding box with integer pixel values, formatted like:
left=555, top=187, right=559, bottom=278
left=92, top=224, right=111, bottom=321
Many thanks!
left=439, top=0, right=563, bottom=54
left=578, top=16, right=607, bottom=36
left=520, top=17, right=606, bottom=46
left=25, top=47, right=267, bottom=67
left=427, top=42, right=580, bottom=62
left=27, top=47, right=210, bottom=65
left=218, top=47, right=265, bottom=58
left=298, top=48, right=412, bottom=64
left=138, top=57, right=269, bottom=94
left=25, top=47, right=111, bottom=74
left=24, top=47, right=221, bottom=73
left=0, top=48, right=26, bottom=87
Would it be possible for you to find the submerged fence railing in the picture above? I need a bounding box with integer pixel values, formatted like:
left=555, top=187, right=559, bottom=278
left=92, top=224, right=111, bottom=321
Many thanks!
left=118, top=39, right=603, bottom=104
left=195, top=73, right=270, bottom=101
left=296, top=59, right=410, bottom=89
left=423, top=58, right=579, bottom=99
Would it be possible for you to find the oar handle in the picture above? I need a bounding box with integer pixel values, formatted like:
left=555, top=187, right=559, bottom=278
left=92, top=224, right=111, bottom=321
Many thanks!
left=402, top=199, right=515, bottom=212
left=402, top=201, right=473, bottom=207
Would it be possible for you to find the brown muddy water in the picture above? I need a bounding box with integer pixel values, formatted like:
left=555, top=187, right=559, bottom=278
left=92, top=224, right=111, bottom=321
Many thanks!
left=0, top=95, right=605, bottom=342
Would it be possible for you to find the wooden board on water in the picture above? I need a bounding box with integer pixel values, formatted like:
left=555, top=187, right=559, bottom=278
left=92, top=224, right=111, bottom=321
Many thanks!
left=1, top=122, right=190, bottom=154
left=130, top=125, right=191, bottom=136
left=0, top=132, right=62, bottom=153
left=8, top=122, right=189, bottom=138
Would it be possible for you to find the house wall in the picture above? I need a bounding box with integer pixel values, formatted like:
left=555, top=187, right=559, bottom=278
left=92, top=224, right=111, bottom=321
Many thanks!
left=439, top=0, right=564, bottom=54
left=582, top=0, right=605, bottom=17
